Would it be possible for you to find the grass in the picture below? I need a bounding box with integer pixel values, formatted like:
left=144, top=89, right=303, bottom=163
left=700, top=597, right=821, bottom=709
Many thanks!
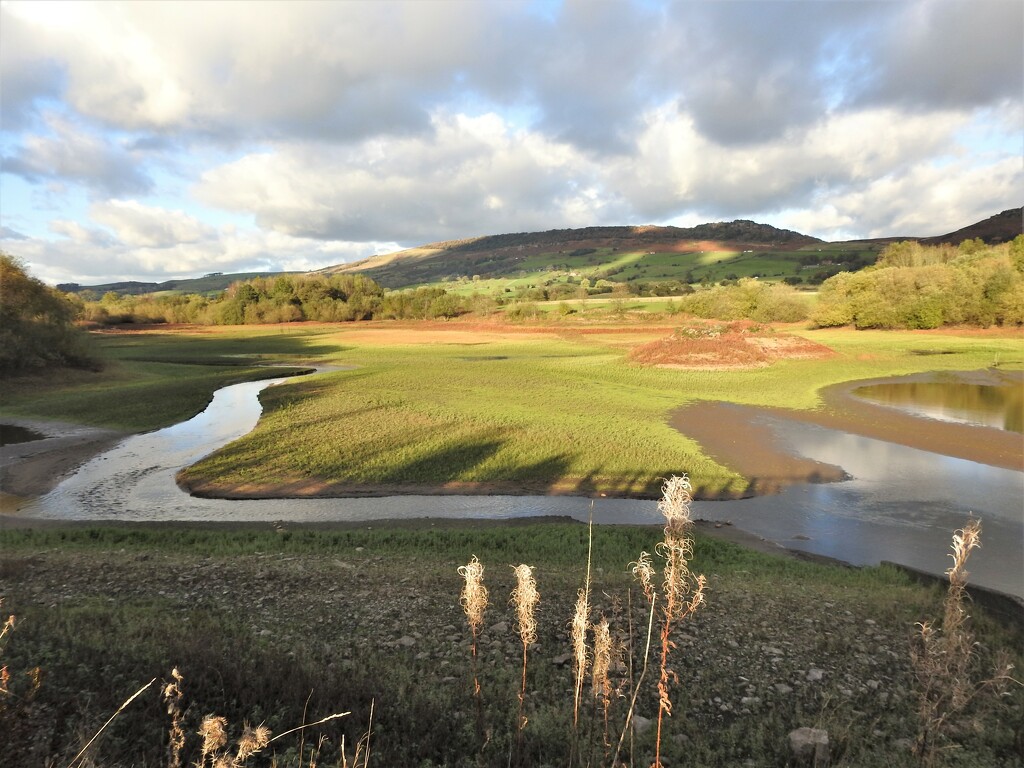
left=2, top=321, right=1019, bottom=495
left=0, top=327, right=337, bottom=430
left=413, top=243, right=882, bottom=296
left=1, top=521, right=1020, bottom=766
left=175, top=324, right=1023, bottom=498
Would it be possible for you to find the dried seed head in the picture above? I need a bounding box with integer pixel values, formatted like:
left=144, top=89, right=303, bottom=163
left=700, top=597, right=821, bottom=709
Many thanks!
left=631, top=551, right=656, bottom=602
left=458, top=555, right=489, bottom=635
left=511, top=564, right=539, bottom=647
left=658, top=475, right=693, bottom=537
left=948, top=519, right=981, bottom=585
left=591, top=618, right=613, bottom=700
left=235, top=723, right=271, bottom=763
left=198, top=715, right=228, bottom=758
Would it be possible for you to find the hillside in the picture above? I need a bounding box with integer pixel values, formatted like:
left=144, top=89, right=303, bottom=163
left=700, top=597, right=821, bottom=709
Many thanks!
left=316, top=220, right=835, bottom=290
left=920, top=206, right=1023, bottom=246
left=57, top=271, right=299, bottom=297
left=57, top=209, right=1021, bottom=298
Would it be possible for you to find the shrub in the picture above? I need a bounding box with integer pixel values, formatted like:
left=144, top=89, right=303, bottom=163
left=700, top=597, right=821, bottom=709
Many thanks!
left=0, top=253, right=97, bottom=375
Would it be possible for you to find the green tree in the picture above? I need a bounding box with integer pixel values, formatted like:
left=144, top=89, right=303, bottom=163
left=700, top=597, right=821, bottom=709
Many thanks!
left=0, top=253, right=96, bottom=375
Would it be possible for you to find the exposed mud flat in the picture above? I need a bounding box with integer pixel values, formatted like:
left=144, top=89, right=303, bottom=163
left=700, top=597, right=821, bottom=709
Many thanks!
left=0, top=417, right=126, bottom=504
left=671, top=369, right=1024, bottom=492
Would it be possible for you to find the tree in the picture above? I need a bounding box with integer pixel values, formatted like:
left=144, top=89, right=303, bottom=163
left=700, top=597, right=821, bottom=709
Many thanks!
left=0, top=253, right=96, bottom=375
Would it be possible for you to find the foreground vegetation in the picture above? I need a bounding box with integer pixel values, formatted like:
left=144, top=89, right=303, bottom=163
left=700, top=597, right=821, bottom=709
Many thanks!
left=1, top=520, right=1019, bottom=767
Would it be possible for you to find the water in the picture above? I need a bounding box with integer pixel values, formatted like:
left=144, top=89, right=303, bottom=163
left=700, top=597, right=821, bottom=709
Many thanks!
left=854, top=381, right=1024, bottom=433
left=0, top=424, right=46, bottom=446
left=17, top=373, right=1024, bottom=597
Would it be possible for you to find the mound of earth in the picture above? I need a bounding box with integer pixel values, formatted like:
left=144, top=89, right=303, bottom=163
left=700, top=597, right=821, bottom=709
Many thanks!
left=629, top=322, right=834, bottom=369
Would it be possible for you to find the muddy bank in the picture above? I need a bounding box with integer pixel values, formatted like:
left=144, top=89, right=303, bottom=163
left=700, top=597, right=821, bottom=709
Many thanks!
left=671, top=369, right=1024, bottom=496
left=0, top=418, right=126, bottom=508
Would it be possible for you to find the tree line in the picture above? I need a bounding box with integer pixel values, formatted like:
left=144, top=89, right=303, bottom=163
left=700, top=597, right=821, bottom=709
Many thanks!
left=75, top=273, right=481, bottom=326
left=811, top=237, right=1024, bottom=329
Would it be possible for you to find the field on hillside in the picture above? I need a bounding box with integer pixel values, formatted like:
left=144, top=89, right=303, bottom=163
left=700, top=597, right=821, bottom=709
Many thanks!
left=2, top=523, right=1020, bottom=767
left=414, top=243, right=881, bottom=298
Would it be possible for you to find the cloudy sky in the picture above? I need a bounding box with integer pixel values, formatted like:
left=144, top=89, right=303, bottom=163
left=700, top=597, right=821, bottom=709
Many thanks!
left=1, top=0, right=1021, bottom=285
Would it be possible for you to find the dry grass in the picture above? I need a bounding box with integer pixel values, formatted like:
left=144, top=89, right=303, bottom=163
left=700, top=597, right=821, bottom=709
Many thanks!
left=651, top=476, right=706, bottom=767
left=510, top=563, right=539, bottom=761
left=911, top=519, right=1019, bottom=766
left=458, top=555, right=489, bottom=699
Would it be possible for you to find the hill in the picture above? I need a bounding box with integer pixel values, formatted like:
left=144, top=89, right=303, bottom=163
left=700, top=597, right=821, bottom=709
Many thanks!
left=57, top=209, right=1021, bottom=298
left=920, top=206, right=1023, bottom=246
left=57, top=271, right=299, bottom=297
left=316, top=220, right=837, bottom=290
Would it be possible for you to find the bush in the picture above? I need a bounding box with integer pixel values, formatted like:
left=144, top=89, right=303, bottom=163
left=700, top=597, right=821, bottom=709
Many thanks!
left=814, top=239, right=1024, bottom=329
left=0, top=253, right=97, bottom=376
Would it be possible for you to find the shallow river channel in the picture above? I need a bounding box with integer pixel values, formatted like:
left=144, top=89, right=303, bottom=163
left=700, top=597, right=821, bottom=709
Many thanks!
left=16, top=371, right=1024, bottom=598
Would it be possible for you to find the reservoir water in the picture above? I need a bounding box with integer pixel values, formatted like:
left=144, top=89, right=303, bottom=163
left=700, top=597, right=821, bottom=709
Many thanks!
left=15, top=373, right=1024, bottom=597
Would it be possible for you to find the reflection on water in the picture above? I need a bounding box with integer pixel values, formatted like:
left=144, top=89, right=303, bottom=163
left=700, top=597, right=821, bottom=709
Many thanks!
left=854, top=382, right=1024, bottom=433
left=694, top=414, right=1024, bottom=596
left=17, top=374, right=1024, bottom=598
left=0, top=424, right=46, bottom=446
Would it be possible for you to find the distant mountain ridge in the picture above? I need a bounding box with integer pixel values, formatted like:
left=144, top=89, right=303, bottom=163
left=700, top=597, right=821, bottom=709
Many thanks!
left=58, top=271, right=298, bottom=297
left=59, top=209, right=1022, bottom=295
left=317, top=220, right=822, bottom=288
left=920, top=207, right=1022, bottom=246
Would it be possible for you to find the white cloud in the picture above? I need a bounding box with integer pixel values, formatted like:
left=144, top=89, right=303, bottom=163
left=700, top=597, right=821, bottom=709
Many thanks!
left=90, top=200, right=213, bottom=248
left=1, top=115, right=151, bottom=195
left=195, top=111, right=614, bottom=243
left=3, top=215, right=398, bottom=285
left=1, top=0, right=1021, bottom=284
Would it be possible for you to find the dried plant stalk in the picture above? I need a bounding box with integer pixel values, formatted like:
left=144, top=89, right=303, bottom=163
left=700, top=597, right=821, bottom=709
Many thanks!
left=653, top=475, right=706, bottom=768
left=571, top=587, right=590, bottom=725
left=592, top=617, right=615, bottom=749
left=571, top=512, right=594, bottom=730
left=458, top=555, right=489, bottom=697
left=911, top=519, right=1018, bottom=767
left=511, top=563, right=539, bottom=752
left=162, top=667, right=186, bottom=768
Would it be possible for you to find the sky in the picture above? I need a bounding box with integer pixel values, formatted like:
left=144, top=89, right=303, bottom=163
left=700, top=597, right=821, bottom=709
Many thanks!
left=1, top=0, right=1021, bottom=286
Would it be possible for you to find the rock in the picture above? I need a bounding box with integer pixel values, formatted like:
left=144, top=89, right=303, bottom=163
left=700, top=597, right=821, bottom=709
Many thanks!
left=551, top=653, right=573, bottom=667
left=489, top=621, right=508, bottom=634
left=773, top=683, right=793, bottom=695
left=788, top=727, right=829, bottom=767
left=398, top=635, right=416, bottom=648
left=806, top=668, right=825, bottom=682
left=632, top=715, right=653, bottom=736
